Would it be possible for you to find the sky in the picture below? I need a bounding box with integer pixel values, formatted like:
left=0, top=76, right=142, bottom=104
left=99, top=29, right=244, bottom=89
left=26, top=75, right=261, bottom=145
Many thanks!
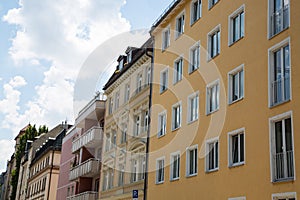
left=0, top=0, right=173, bottom=173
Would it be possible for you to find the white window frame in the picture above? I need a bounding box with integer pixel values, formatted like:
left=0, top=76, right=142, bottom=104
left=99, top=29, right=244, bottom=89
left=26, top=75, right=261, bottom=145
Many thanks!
left=272, top=192, right=296, bottom=200
left=228, top=128, right=245, bottom=167
left=186, top=145, right=198, bottom=177
left=207, top=25, right=221, bottom=61
left=205, top=137, right=219, bottom=172
left=268, top=0, right=290, bottom=38
left=125, top=83, right=130, bottom=102
left=208, top=0, right=219, bottom=10
left=228, top=64, right=244, bottom=104
left=115, top=91, right=120, bottom=110
left=146, top=66, right=151, bottom=85
left=156, top=157, right=165, bottom=184
left=228, top=5, right=245, bottom=45
left=206, top=79, right=220, bottom=115
left=160, top=68, right=169, bottom=93
left=137, top=73, right=143, bottom=93
left=170, top=151, right=181, bottom=181
left=131, top=158, right=139, bottom=183
left=175, top=11, right=185, bottom=39
left=190, top=0, right=202, bottom=25
left=228, top=197, right=246, bottom=200
left=187, top=91, right=199, bottom=123
left=157, top=111, right=167, bottom=138
left=144, top=110, right=149, bottom=132
left=173, top=56, right=183, bottom=84
left=162, top=26, right=170, bottom=51
left=269, top=111, right=295, bottom=182
left=268, top=37, right=291, bottom=107
left=172, top=102, right=182, bottom=131
left=134, top=115, right=140, bottom=136
left=189, top=41, right=200, bottom=73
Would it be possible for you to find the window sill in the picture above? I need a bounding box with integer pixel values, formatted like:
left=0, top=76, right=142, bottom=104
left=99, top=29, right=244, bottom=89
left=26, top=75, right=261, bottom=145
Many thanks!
left=172, top=126, right=181, bottom=132
left=190, top=17, right=201, bottom=27
left=207, top=53, right=220, bottom=62
left=162, top=46, right=170, bottom=52
left=229, top=36, right=244, bottom=47
left=157, top=133, right=166, bottom=139
left=175, top=32, right=184, bottom=41
left=170, top=177, right=180, bottom=182
left=206, top=108, right=219, bottom=116
left=229, top=162, right=245, bottom=168
left=208, top=1, right=220, bottom=10
left=206, top=168, right=219, bottom=173
left=269, top=99, right=290, bottom=108
left=156, top=181, right=164, bottom=185
left=187, top=118, right=198, bottom=125
left=186, top=173, right=197, bottom=178
left=188, top=67, right=199, bottom=75
left=272, top=177, right=295, bottom=183
left=268, top=26, right=289, bottom=40
left=229, top=97, right=244, bottom=105
left=160, top=89, right=168, bottom=95
left=173, top=79, right=182, bottom=86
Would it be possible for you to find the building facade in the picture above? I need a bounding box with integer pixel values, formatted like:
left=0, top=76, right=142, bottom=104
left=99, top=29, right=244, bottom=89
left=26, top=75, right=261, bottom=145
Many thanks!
left=100, top=39, right=153, bottom=200
left=66, top=92, right=105, bottom=200
left=148, top=0, right=299, bottom=199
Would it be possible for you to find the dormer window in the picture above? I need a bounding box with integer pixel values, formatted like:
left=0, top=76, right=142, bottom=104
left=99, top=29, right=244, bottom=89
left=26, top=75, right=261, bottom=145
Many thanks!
left=128, top=50, right=132, bottom=63
left=119, top=59, right=124, bottom=71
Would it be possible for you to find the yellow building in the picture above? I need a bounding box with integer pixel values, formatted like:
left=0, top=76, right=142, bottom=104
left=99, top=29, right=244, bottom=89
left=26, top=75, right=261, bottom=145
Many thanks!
left=148, top=0, right=299, bottom=199
left=100, top=39, right=153, bottom=200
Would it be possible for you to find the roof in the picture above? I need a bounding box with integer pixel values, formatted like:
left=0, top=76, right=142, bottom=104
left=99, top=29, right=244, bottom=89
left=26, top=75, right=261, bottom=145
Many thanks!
left=103, top=38, right=153, bottom=91
left=14, top=124, right=31, bottom=140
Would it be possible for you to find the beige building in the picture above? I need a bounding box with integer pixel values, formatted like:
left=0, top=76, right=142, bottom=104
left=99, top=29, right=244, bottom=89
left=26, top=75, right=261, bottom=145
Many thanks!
left=100, top=39, right=153, bottom=200
left=147, top=0, right=299, bottom=199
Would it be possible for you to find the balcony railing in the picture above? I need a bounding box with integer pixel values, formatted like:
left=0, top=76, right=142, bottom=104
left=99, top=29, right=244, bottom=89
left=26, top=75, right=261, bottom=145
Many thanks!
left=270, top=5, right=289, bottom=37
left=270, top=76, right=290, bottom=106
left=273, top=150, right=294, bottom=182
left=72, top=127, right=103, bottom=153
left=66, top=191, right=98, bottom=200
left=69, top=158, right=100, bottom=181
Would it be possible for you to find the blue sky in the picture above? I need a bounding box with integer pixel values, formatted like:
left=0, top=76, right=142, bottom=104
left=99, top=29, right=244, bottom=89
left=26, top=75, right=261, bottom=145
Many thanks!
left=0, top=0, right=172, bottom=172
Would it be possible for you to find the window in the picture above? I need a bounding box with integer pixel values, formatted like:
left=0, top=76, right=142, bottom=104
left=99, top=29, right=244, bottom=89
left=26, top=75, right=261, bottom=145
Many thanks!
left=206, top=138, right=219, bottom=172
left=208, top=0, right=219, bottom=9
left=141, top=156, right=146, bottom=180
left=162, top=27, right=170, bottom=50
left=172, top=102, right=182, bottom=130
left=158, top=111, right=167, bottom=137
left=174, top=58, right=183, bottom=84
left=228, top=65, right=244, bottom=104
left=186, top=146, right=198, bottom=176
left=156, top=158, right=165, bottom=183
left=189, top=42, right=200, bottom=73
left=228, top=128, right=245, bottom=167
left=270, top=112, right=294, bottom=182
left=108, top=169, right=114, bottom=189
left=121, top=124, right=127, bottom=144
left=111, top=131, right=117, bottom=146
left=115, top=92, right=120, bottom=110
left=208, top=26, right=220, bottom=59
left=108, top=97, right=113, bottom=115
left=228, top=197, right=246, bottom=200
left=160, top=68, right=168, bottom=93
left=128, top=50, right=132, bottom=63
left=137, top=73, right=143, bottom=93
left=229, top=6, right=245, bottom=45
left=272, top=192, right=296, bottom=200
left=269, top=0, right=289, bottom=37
left=144, top=110, right=149, bottom=132
left=146, top=67, right=151, bottom=85
left=206, top=80, right=220, bottom=114
left=269, top=39, right=290, bottom=107
left=134, top=115, right=140, bottom=136
left=188, top=92, right=199, bottom=123
left=132, top=159, right=138, bottom=182
left=125, top=84, right=130, bottom=102
left=176, top=13, right=185, bottom=38
left=105, top=134, right=110, bottom=152
left=119, top=59, right=124, bottom=71
left=191, top=0, right=202, bottom=24
left=170, top=152, right=180, bottom=180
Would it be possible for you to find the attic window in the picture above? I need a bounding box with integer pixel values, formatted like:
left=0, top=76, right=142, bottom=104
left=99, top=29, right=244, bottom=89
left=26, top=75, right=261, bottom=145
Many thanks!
left=119, top=59, right=124, bottom=71
left=128, top=50, right=132, bottom=63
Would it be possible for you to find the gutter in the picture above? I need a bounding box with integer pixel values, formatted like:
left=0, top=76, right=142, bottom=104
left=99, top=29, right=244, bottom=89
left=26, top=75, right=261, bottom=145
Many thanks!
left=143, top=39, right=154, bottom=200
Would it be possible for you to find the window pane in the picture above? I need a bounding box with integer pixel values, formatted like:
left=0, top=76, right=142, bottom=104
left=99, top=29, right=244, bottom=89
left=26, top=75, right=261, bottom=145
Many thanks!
left=284, top=118, right=292, bottom=151
left=232, top=135, right=239, bottom=163
left=240, top=133, right=245, bottom=162
left=275, top=121, right=283, bottom=153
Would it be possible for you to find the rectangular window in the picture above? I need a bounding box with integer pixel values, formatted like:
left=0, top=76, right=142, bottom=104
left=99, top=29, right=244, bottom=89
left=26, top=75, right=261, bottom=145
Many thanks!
left=160, top=69, right=168, bottom=93
left=146, top=67, right=151, bottom=85
left=141, top=156, right=146, bottom=180
left=158, top=112, right=167, bottom=137
left=144, top=110, right=149, bottom=132
left=228, top=128, right=245, bottom=167
left=191, top=0, right=202, bottom=24
left=189, top=42, right=200, bottom=73
left=115, top=92, right=120, bottom=110
left=272, top=192, right=296, bottom=200
left=137, top=73, right=143, bottom=93
left=188, top=92, right=199, bottom=123
left=186, top=146, right=198, bottom=176
left=229, top=6, right=245, bottom=45
left=270, top=113, right=294, bottom=182
left=269, top=0, right=290, bottom=37
left=162, top=27, right=170, bottom=50
left=209, top=0, right=219, bottom=9
left=269, top=40, right=290, bottom=106
left=125, top=84, right=130, bottom=102
left=208, top=26, right=221, bottom=59
left=132, top=159, right=138, bottom=183
left=121, top=124, right=127, bottom=143
left=170, top=153, right=180, bottom=180
left=172, top=103, right=182, bottom=130
left=174, top=58, right=183, bottom=84
left=228, top=65, right=244, bottom=104
left=156, top=158, right=165, bottom=184
left=206, top=80, right=220, bottom=114
left=206, top=138, right=219, bottom=172
left=134, top=115, right=140, bottom=136
left=176, top=13, right=185, bottom=38
left=108, top=97, right=113, bottom=115
left=111, top=130, right=117, bottom=146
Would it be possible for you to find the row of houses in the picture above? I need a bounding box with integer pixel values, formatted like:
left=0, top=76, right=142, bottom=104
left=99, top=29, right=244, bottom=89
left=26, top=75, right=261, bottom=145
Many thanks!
left=1, top=0, right=300, bottom=199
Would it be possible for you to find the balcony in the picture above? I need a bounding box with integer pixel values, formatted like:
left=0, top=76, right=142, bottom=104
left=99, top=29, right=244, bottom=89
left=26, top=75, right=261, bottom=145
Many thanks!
left=69, top=158, right=100, bottom=181
left=270, top=5, right=289, bottom=37
left=72, top=127, right=103, bottom=153
left=273, top=150, right=294, bottom=182
left=67, top=191, right=98, bottom=200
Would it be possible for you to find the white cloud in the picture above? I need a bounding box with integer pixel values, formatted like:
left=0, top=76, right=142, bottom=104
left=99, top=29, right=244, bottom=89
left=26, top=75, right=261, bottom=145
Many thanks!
left=9, top=76, right=27, bottom=88
left=0, top=140, right=15, bottom=173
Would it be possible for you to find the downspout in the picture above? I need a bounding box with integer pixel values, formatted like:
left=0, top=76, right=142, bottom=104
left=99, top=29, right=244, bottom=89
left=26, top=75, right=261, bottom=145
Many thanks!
left=46, top=148, right=55, bottom=200
left=144, top=39, right=154, bottom=200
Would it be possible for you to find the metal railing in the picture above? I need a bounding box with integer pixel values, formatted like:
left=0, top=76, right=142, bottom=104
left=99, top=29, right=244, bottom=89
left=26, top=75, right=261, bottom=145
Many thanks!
left=270, top=5, right=289, bottom=37
left=273, top=150, right=294, bottom=181
left=271, top=76, right=290, bottom=106
left=69, top=158, right=100, bottom=181
left=66, top=191, right=98, bottom=200
left=72, top=126, right=102, bottom=152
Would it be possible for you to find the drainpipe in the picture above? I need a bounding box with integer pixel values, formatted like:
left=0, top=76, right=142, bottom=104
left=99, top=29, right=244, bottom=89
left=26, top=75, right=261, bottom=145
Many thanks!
left=144, top=39, right=154, bottom=200
left=46, top=148, right=55, bottom=200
